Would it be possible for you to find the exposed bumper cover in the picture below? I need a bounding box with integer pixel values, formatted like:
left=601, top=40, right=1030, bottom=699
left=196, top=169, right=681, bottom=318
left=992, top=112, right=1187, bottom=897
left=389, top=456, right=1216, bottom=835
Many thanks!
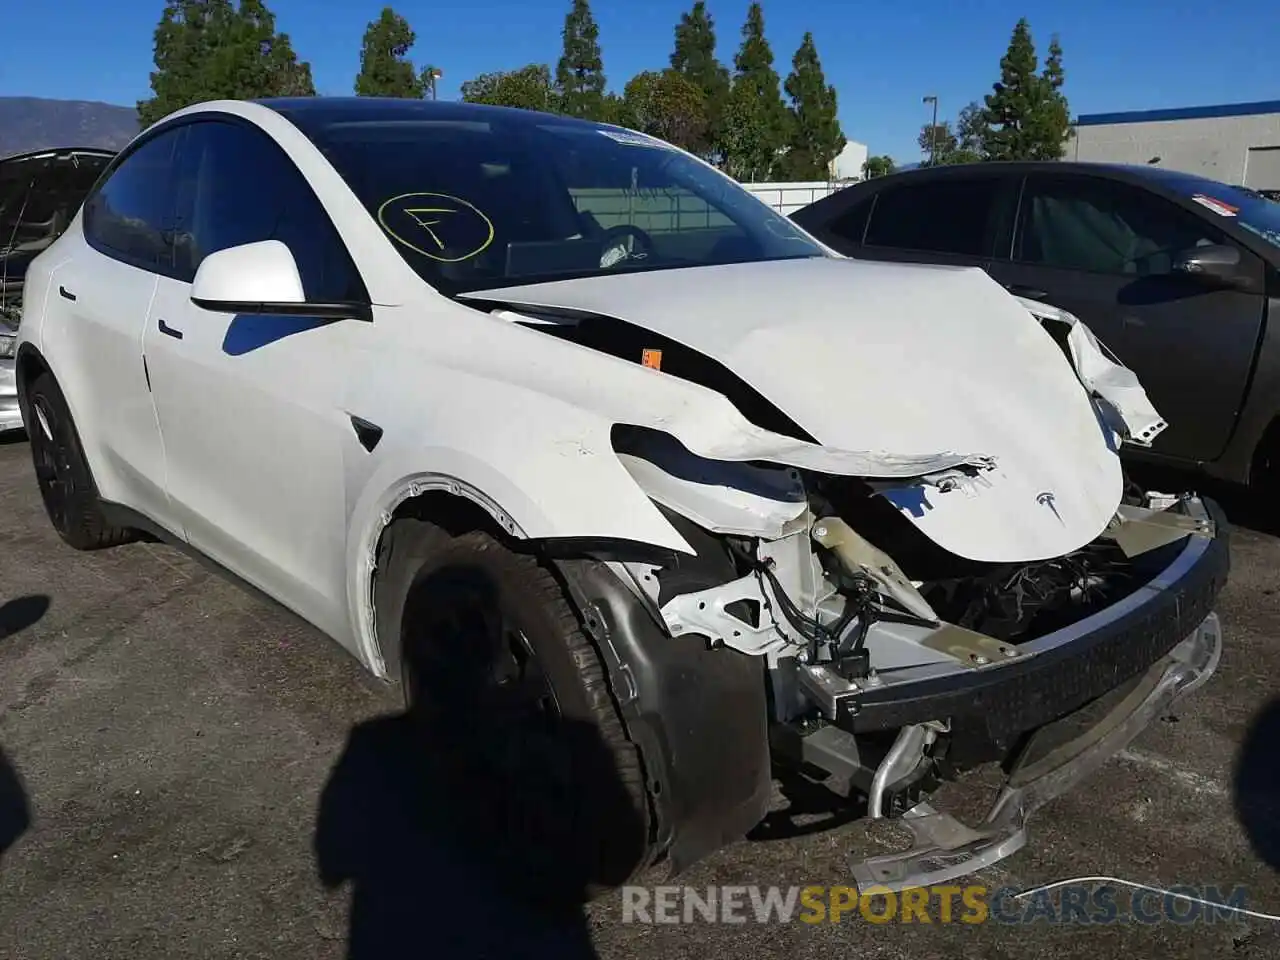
left=850, top=611, right=1222, bottom=892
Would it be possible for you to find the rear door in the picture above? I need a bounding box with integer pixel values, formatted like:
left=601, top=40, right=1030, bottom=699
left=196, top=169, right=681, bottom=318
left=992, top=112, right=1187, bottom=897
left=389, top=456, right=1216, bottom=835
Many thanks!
left=987, top=172, right=1267, bottom=462
left=823, top=172, right=1019, bottom=273
left=42, top=130, right=182, bottom=525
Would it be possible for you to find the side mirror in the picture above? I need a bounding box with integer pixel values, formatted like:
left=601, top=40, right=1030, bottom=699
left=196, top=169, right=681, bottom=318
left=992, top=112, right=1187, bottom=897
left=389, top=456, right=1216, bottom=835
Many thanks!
left=1171, top=243, right=1249, bottom=289
left=190, top=240, right=371, bottom=321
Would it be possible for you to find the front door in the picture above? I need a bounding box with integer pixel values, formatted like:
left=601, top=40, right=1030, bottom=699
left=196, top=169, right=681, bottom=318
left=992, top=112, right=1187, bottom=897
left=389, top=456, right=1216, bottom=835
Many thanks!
left=142, top=118, right=371, bottom=639
left=987, top=173, right=1267, bottom=462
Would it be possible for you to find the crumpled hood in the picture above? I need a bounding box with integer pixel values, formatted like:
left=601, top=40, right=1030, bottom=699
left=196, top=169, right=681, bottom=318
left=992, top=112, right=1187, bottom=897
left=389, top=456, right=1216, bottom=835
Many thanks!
left=462, top=256, right=1124, bottom=562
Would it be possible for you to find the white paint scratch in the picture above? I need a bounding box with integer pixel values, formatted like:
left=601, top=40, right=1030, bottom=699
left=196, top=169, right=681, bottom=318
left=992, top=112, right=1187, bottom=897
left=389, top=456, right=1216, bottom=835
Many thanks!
left=1116, top=748, right=1229, bottom=798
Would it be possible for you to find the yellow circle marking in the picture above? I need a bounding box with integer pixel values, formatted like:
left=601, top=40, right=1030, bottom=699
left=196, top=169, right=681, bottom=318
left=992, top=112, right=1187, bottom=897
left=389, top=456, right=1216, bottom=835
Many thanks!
left=376, top=191, right=495, bottom=263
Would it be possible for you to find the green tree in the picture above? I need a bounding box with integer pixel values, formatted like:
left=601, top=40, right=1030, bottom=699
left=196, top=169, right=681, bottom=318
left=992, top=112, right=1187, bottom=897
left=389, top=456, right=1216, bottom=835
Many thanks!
left=720, top=2, right=788, bottom=181
left=354, top=7, right=427, bottom=98
left=621, top=69, right=708, bottom=150
left=779, top=32, right=844, bottom=179
left=919, top=101, right=987, bottom=165
left=460, top=64, right=555, bottom=111
left=918, top=121, right=957, bottom=165
left=597, top=92, right=631, bottom=126
left=1034, top=36, right=1072, bottom=156
left=980, top=19, right=1071, bottom=161
left=555, top=0, right=606, bottom=120
left=138, top=0, right=314, bottom=127
left=954, top=100, right=988, bottom=159
left=669, top=1, right=730, bottom=159
left=861, top=155, right=895, bottom=179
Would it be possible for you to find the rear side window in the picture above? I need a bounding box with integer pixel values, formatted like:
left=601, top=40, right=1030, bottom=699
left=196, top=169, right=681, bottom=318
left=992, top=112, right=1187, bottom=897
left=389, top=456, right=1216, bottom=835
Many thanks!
left=863, top=178, right=1004, bottom=257
left=170, top=120, right=366, bottom=302
left=83, top=130, right=182, bottom=270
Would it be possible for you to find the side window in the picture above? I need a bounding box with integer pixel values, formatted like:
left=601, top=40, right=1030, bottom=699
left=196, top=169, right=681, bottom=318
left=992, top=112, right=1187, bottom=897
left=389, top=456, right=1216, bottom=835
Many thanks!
left=172, top=120, right=366, bottom=302
left=1016, top=176, right=1218, bottom=276
left=862, top=178, right=1005, bottom=257
left=826, top=194, right=875, bottom=246
left=83, top=129, right=183, bottom=270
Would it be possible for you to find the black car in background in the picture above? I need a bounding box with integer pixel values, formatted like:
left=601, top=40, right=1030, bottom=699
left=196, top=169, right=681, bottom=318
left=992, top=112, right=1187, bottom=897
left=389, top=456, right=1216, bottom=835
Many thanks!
left=792, top=162, right=1280, bottom=491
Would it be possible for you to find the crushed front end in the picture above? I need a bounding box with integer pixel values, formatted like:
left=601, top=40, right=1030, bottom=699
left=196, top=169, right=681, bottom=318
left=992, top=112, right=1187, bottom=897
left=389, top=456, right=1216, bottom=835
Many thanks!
left=604, top=306, right=1228, bottom=889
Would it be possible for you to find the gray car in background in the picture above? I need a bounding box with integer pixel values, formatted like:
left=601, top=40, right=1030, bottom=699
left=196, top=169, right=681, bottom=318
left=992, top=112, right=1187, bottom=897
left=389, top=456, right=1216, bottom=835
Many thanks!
left=1, top=146, right=115, bottom=433
left=792, top=162, right=1280, bottom=492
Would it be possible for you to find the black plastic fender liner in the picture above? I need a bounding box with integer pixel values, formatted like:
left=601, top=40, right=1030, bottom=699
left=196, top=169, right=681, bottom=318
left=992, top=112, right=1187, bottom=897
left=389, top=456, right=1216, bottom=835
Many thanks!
left=553, top=556, right=773, bottom=874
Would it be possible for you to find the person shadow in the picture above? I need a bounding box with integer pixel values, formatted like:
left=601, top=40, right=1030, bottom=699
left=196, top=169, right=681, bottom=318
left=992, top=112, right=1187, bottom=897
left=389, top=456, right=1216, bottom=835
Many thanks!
left=1234, top=697, right=1280, bottom=870
left=0, top=745, right=29, bottom=869
left=0, top=594, right=46, bottom=869
left=313, top=567, right=650, bottom=960
left=314, top=711, right=646, bottom=959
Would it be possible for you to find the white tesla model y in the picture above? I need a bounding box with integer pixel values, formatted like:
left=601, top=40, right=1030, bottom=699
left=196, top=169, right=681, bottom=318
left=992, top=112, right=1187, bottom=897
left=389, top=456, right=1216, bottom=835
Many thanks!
left=12, top=97, right=1227, bottom=893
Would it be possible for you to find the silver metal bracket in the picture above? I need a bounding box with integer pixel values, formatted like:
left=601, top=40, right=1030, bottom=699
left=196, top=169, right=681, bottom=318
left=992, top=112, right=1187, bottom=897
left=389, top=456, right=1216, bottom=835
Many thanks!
left=1101, top=503, right=1215, bottom=557
left=849, top=612, right=1222, bottom=892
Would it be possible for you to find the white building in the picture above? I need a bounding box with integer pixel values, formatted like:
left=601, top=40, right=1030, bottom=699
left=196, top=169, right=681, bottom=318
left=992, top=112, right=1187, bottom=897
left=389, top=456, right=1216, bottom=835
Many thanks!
left=831, top=139, right=869, bottom=181
left=1071, top=100, right=1280, bottom=189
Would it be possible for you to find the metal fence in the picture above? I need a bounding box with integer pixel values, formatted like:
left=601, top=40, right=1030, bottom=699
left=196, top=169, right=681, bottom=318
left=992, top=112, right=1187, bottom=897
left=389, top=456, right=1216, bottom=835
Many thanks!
left=568, top=180, right=850, bottom=232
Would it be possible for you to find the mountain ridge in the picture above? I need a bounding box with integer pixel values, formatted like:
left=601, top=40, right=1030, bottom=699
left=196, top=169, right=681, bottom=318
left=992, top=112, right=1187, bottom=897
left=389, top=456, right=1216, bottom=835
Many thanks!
left=0, top=97, right=138, bottom=158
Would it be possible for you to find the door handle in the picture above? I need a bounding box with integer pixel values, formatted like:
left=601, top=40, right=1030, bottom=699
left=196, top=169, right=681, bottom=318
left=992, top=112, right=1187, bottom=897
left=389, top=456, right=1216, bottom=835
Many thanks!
left=157, top=319, right=183, bottom=340
left=58, top=285, right=76, bottom=302
left=1006, top=284, right=1050, bottom=300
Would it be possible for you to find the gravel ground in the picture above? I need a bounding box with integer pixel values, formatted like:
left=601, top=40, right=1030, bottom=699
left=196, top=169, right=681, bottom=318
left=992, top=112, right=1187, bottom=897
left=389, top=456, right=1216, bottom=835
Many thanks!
left=0, top=434, right=1276, bottom=959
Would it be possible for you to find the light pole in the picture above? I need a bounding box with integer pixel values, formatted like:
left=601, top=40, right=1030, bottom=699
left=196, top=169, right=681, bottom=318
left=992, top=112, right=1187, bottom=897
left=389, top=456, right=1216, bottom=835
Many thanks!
left=428, top=67, right=443, bottom=100
left=922, top=95, right=938, bottom=166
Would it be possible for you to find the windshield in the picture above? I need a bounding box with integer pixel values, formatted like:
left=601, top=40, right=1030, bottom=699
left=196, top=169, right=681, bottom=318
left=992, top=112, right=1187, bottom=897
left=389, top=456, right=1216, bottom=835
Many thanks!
left=304, top=116, right=826, bottom=293
left=1153, top=171, right=1280, bottom=251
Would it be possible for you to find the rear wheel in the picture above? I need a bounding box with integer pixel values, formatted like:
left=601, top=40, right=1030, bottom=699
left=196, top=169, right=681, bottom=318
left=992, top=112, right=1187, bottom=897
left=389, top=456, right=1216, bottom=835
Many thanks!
left=24, top=372, right=134, bottom=550
left=375, top=520, right=655, bottom=904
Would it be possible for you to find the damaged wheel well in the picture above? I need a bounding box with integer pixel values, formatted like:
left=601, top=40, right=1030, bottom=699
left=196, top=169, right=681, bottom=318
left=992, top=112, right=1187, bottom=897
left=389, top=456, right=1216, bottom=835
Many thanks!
left=386, top=488, right=506, bottom=540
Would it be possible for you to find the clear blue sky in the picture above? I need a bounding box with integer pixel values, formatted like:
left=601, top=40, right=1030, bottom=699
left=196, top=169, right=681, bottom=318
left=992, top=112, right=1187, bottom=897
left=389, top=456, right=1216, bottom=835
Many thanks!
left=3, top=0, right=1279, bottom=163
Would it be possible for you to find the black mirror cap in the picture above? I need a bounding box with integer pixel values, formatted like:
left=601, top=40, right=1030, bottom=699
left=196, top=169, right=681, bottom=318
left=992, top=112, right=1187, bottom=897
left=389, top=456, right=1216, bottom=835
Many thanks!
left=189, top=298, right=373, bottom=322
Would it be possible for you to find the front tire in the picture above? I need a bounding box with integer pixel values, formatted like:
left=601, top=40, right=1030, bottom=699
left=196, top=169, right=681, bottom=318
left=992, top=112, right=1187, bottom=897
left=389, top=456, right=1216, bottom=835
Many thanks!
left=374, top=519, right=655, bottom=904
left=24, top=371, right=134, bottom=550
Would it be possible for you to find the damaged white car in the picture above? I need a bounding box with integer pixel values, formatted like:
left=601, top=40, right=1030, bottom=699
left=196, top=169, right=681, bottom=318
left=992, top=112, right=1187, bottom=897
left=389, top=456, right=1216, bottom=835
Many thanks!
left=13, top=98, right=1227, bottom=892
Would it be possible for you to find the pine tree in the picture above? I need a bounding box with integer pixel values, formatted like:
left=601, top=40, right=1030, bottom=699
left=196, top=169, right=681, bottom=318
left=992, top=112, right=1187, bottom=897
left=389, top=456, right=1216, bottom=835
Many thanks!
left=981, top=19, right=1070, bottom=161
left=669, top=1, right=729, bottom=159
left=354, top=7, right=428, bottom=98
left=720, top=3, right=788, bottom=181
left=138, top=0, right=313, bottom=128
left=1033, top=36, right=1072, bottom=159
left=779, top=32, right=844, bottom=179
left=555, top=0, right=606, bottom=120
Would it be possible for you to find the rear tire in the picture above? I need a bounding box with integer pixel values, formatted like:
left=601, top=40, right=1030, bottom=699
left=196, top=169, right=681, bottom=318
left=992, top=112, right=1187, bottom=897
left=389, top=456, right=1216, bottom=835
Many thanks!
left=24, top=371, right=134, bottom=550
left=374, top=519, right=655, bottom=904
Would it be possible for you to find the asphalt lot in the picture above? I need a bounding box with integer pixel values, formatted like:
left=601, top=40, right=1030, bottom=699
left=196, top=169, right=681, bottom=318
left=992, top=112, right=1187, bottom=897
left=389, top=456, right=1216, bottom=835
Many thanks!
left=0, top=433, right=1277, bottom=959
